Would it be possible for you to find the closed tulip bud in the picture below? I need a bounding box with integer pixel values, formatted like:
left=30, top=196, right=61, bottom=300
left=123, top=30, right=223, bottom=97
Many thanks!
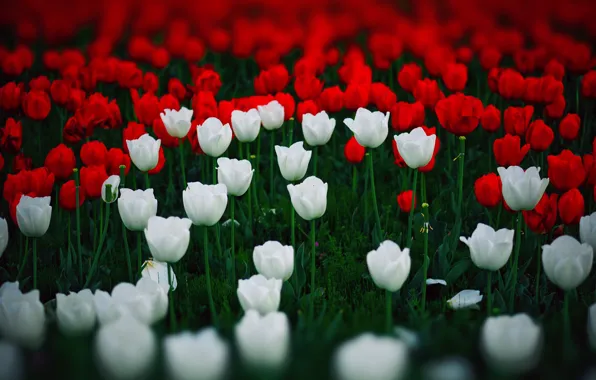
left=101, top=175, right=120, bottom=203
left=235, top=310, right=290, bottom=371
left=56, top=289, right=96, bottom=336
left=558, top=189, right=585, bottom=225
left=275, top=141, right=312, bottom=182
left=588, top=303, right=596, bottom=349
left=287, top=176, right=328, bottom=221
left=0, top=218, right=7, bottom=258
left=16, top=196, right=52, bottom=238
left=183, top=182, right=228, bottom=226
left=160, top=107, right=193, bottom=138
left=117, top=188, right=158, bottom=231
left=394, top=127, right=437, bottom=169
left=237, top=274, right=282, bottom=315
left=474, top=173, right=502, bottom=208
left=333, top=333, right=409, bottom=380
left=344, top=108, right=390, bottom=148
left=580, top=212, right=596, bottom=253
left=460, top=223, right=514, bottom=271
left=481, top=313, right=543, bottom=374
left=301, top=111, right=336, bottom=146
left=216, top=158, right=254, bottom=197
left=447, top=290, right=483, bottom=310
left=0, top=284, right=46, bottom=349
left=141, top=260, right=177, bottom=291
left=198, top=117, right=233, bottom=157
left=0, top=340, right=24, bottom=380
left=258, top=100, right=285, bottom=130
left=231, top=109, right=261, bottom=142
left=542, top=235, right=593, bottom=290
left=497, top=166, right=549, bottom=211
left=127, top=134, right=161, bottom=172
left=145, top=216, right=192, bottom=263
left=94, top=315, right=156, bottom=380
left=253, top=241, right=294, bottom=281
left=366, top=240, right=411, bottom=292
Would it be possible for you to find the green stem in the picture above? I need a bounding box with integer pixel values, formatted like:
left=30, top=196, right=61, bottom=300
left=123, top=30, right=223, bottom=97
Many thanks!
left=564, top=291, right=570, bottom=352
left=487, top=271, right=492, bottom=316
left=204, top=226, right=218, bottom=325
left=385, top=290, right=392, bottom=332
left=144, top=171, right=150, bottom=189
left=367, top=153, right=382, bottom=234
left=32, top=238, right=37, bottom=289
left=535, top=235, right=542, bottom=304
left=313, top=147, right=318, bottom=176
left=309, top=219, right=316, bottom=322
left=269, top=130, right=275, bottom=203
left=452, top=136, right=466, bottom=250
left=67, top=215, right=72, bottom=270
left=256, top=134, right=261, bottom=199
left=74, top=169, right=83, bottom=282
left=231, top=197, right=236, bottom=287
left=212, top=156, right=216, bottom=185
left=291, top=204, right=297, bottom=292
left=16, top=238, right=29, bottom=281
left=85, top=201, right=111, bottom=287
left=119, top=165, right=132, bottom=282
left=288, top=118, right=294, bottom=145
left=137, top=232, right=142, bottom=277
left=352, top=165, right=358, bottom=195
left=179, top=141, right=187, bottom=189
left=407, top=169, right=419, bottom=248
left=507, top=212, right=523, bottom=311
left=246, top=143, right=253, bottom=231
left=421, top=198, right=429, bottom=312
left=168, top=263, right=177, bottom=330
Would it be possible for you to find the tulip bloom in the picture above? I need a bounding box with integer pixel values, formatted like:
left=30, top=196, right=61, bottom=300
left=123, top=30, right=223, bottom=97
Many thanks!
left=127, top=134, right=161, bottom=172
left=237, top=274, right=282, bottom=315
left=144, top=216, right=192, bottom=264
left=497, top=166, right=549, bottom=211
left=253, top=241, right=294, bottom=281
left=258, top=100, right=285, bottom=130
left=118, top=188, right=158, bottom=231
left=56, top=289, right=96, bottom=336
left=231, top=109, right=261, bottom=143
left=287, top=176, right=328, bottom=221
left=160, top=107, right=193, bottom=138
left=16, top=196, right=52, bottom=238
left=182, top=182, right=228, bottom=226
left=580, top=212, right=596, bottom=254
left=0, top=284, right=46, bottom=349
left=275, top=141, right=312, bottom=182
left=393, top=127, right=436, bottom=169
left=542, top=235, right=593, bottom=291
left=301, top=111, right=336, bottom=146
left=343, top=108, right=389, bottom=149
left=216, top=158, right=254, bottom=197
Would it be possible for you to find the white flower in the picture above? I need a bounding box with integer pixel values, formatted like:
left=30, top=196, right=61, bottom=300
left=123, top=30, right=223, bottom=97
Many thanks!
left=231, top=109, right=261, bottom=142
left=497, top=166, right=549, bottom=211
left=275, top=141, right=312, bottom=182
left=343, top=108, right=389, bottom=148
left=580, top=212, right=596, bottom=254
left=0, top=340, right=24, bottom=380
left=0, top=218, right=8, bottom=259
left=460, top=223, right=514, bottom=271
left=481, top=313, right=543, bottom=374
left=141, top=260, right=177, bottom=291
left=426, top=279, right=447, bottom=286
left=394, top=127, right=436, bottom=169
left=93, top=290, right=127, bottom=326
left=217, top=158, right=254, bottom=197
left=287, top=176, right=328, bottom=221
left=101, top=175, right=120, bottom=203
left=333, top=333, right=409, bottom=380
left=183, top=182, right=228, bottom=226
left=117, top=188, right=158, bottom=231
left=366, top=240, right=411, bottom=292
left=237, top=274, right=282, bottom=315
left=94, top=315, right=156, bottom=380
left=56, top=289, right=96, bottom=336
left=160, top=107, right=193, bottom=138
left=541, top=235, right=593, bottom=290
left=258, top=100, right=285, bottom=130
left=253, top=241, right=294, bottom=281
left=16, top=196, right=52, bottom=238
left=197, top=117, right=233, bottom=157
left=301, top=111, right=336, bottom=146
left=447, top=290, right=483, bottom=310
left=423, top=357, right=474, bottom=380
left=164, top=328, right=230, bottom=380
left=0, top=286, right=46, bottom=349
left=145, top=216, right=192, bottom=263
left=127, top=134, right=161, bottom=172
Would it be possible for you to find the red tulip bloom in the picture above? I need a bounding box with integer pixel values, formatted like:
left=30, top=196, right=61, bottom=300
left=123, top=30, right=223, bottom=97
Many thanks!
left=493, top=134, right=530, bottom=167
left=545, top=95, right=566, bottom=119
left=397, top=63, right=422, bottom=93
left=254, top=64, right=289, bottom=95
left=0, top=117, right=23, bottom=154
left=0, top=82, right=23, bottom=110
left=317, top=86, right=344, bottom=113
left=474, top=173, right=502, bottom=208
left=369, top=83, right=396, bottom=113
left=414, top=79, right=443, bottom=108
left=80, top=165, right=109, bottom=199
left=503, top=106, right=533, bottom=136
left=80, top=140, right=108, bottom=167
left=44, top=144, right=76, bottom=180
left=344, top=84, right=370, bottom=111
left=523, top=193, right=558, bottom=234
left=296, top=100, right=319, bottom=123
left=390, top=102, right=425, bottom=132
left=558, top=189, right=584, bottom=225
left=344, top=137, right=365, bottom=164
left=22, top=90, right=51, bottom=121
left=559, top=114, right=581, bottom=141
left=397, top=190, right=417, bottom=213
left=294, top=75, right=323, bottom=101
left=547, top=150, right=587, bottom=191
left=525, top=120, right=554, bottom=152
left=59, top=180, right=85, bottom=211
left=275, top=92, right=296, bottom=121
left=442, top=63, right=468, bottom=92
left=106, top=148, right=131, bottom=176
left=435, top=94, right=483, bottom=136
left=480, top=105, right=501, bottom=133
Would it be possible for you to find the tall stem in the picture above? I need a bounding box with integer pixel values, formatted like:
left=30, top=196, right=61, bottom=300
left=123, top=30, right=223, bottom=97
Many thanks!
left=288, top=118, right=294, bottom=145
left=269, top=130, right=275, bottom=203
left=179, top=141, right=186, bottom=189
left=33, top=238, right=37, bottom=289
left=74, top=168, right=83, bottom=281
left=313, top=147, right=318, bottom=176
left=564, top=290, right=571, bottom=356
left=421, top=198, right=429, bottom=312
left=119, top=165, right=132, bottom=282
left=85, top=201, right=111, bottom=287
left=487, top=271, right=492, bottom=316
left=407, top=169, right=419, bottom=248
left=535, top=235, right=542, bottom=304
left=367, top=153, right=382, bottom=233
left=16, top=238, right=29, bottom=281
left=452, top=136, right=466, bottom=250
left=230, top=197, right=236, bottom=287
left=246, top=143, right=253, bottom=231
left=352, top=165, right=358, bottom=195
left=204, top=226, right=218, bottom=325
left=168, top=262, right=177, bottom=330
left=144, top=171, right=150, bottom=189
left=385, top=290, right=392, bottom=332
left=309, top=219, right=316, bottom=322
left=508, top=212, right=523, bottom=311
left=137, top=232, right=142, bottom=277
left=291, top=205, right=297, bottom=292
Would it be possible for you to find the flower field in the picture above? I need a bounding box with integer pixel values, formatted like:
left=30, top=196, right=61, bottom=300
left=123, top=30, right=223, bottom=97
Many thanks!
left=2, top=0, right=596, bottom=379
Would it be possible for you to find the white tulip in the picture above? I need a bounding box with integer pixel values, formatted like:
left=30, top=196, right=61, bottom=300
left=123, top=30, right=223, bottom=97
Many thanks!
left=497, top=166, right=549, bottom=211
left=253, top=241, right=294, bottom=281
left=93, top=290, right=127, bottom=326
left=541, top=235, right=593, bottom=291
left=343, top=108, right=389, bottom=148
left=127, top=134, right=161, bottom=172
left=183, top=182, right=228, bottom=226
left=366, top=240, right=411, bottom=292
left=164, top=328, right=230, bottom=380
left=394, top=127, right=436, bottom=169
left=333, top=333, right=409, bottom=380
left=287, top=176, right=328, bottom=221
left=257, top=100, right=285, bottom=130
left=447, top=290, right=483, bottom=310
left=0, top=340, right=24, bottom=380
left=423, top=357, right=474, bottom=380
left=0, top=218, right=8, bottom=259
left=235, top=310, right=290, bottom=371
left=56, top=289, right=96, bottom=336
left=117, top=188, right=158, bottom=231
left=275, top=141, right=312, bottom=182
left=237, top=274, right=282, bottom=315
left=460, top=223, right=514, bottom=271
left=588, top=303, right=596, bottom=350
left=145, top=216, right=192, bottom=263
left=101, top=175, right=120, bottom=203
left=108, top=277, right=169, bottom=325
left=160, top=107, right=193, bottom=138
left=217, top=158, right=254, bottom=197
left=16, top=196, right=51, bottom=238
left=580, top=212, right=596, bottom=254
left=231, top=109, right=261, bottom=142
left=481, top=313, right=543, bottom=374
left=94, top=315, right=156, bottom=380
left=302, top=111, right=336, bottom=146
left=141, top=260, right=177, bottom=291
left=0, top=285, right=46, bottom=349
left=197, top=117, right=233, bottom=157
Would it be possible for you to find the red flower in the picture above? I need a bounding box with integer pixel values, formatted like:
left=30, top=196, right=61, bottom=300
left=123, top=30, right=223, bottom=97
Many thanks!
left=13, top=154, right=32, bottom=173
left=29, top=167, right=55, bottom=197
left=369, top=83, right=396, bottom=113
left=116, top=61, right=143, bottom=89
left=544, top=59, right=565, bottom=81
left=122, top=122, right=147, bottom=153
left=0, top=118, right=23, bottom=154
left=503, top=106, right=533, bottom=136
left=296, top=101, right=319, bottom=123
left=106, top=148, right=131, bottom=176
left=558, top=189, right=584, bottom=225
left=184, top=37, right=206, bottom=62
left=50, top=80, right=71, bottom=106
left=153, top=118, right=179, bottom=148
left=151, top=47, right=170, bottom=69
left=191, top=91, right=218, bottom=124
left=480, top=105, right=501, bottom=133
left=168, top=78, right=187, bottom=102
left=294, top=75, right=323, bottom=101
left=414, top=79, right=443, bottom=108
left=545, top=95, right=566, bottom=119
left=22, top=90, right=51, bottom=121
left=525, top=120, right=554, bottom=152
left=80, top=165, right=108, bottom=199
left=397, top=63, right=422, bottom=92
left=192, top=69, right=222, bottom=95
left=344, top=84, right=370, bottom=111
left=522, top=193, right=558, bottom=234
left=344, top=137, right=365, bottom=164
left=474, top=173, right=502, bottom=208
left=424, top=47, right=455, bottom=77
left=254, top=64, right=289, bottom=95
left=442, top=63, right=468, bottom=92
left=143, top=72, right=159, bottom=94
left=187, top=121, right=204, bottom=155
left=581, top=71, right=596, bottom=98
left=44, top=144, right=76, bottom=180
left=63, top=117, right=85, bottom=144
left=29, top=76, right=51, bottom=92
left=559, top=114, right=581, bottom=141
left=59, top=180, right=85, bottom=211
left=498, top=69, right=526, bottom=100
left=547, top=150, right=587, bottom=191
left=66, top=89, right=85, bottom=113
left=133, top=91, right=160, bottom=126
left=159, top=94, right=180, bottom=113
left=80, top=141, right=108, bottom=167
left=397, top=190, right=417, bottom=213
left=479, top=46, right=502, bottom=70
left=390, top=102, right=425, bottom=132
left=218, top=100, right=234, bottom=126
left=487, top=68, right=502, bottom=93
left=275, top=93, right=296, bottom=121
left=148, top=147, right=166, bottom=175
left=0, top=82, right=23, bottom=110
left=584, top=153, right=596, bottom=186
left=435, top=94, right=483, bottom=136
left=493, top=134, right=530, bottom=167
left=317, top=86, right=343, bottom=113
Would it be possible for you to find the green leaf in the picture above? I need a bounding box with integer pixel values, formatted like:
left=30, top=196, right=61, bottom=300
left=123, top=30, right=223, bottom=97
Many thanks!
left=445, top=259, right=471, bottom=284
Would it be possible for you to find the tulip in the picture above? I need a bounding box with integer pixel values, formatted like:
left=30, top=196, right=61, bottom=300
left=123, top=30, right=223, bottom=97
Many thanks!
left=542, top=235, right=593, bottom=291
left=164, top=328, right=230, bottom=380
left=423, top=357, right=474, bottom=380
left=237, top=274, right=282, bottom=315
left=16, top=195, right=51, bottom=238
left=126, top=133, right=161, bottom=172
left=101, top=175, right=120, bottom=203
left=0, top=217, right=7, bottom=259
left=0, top=340, right=24, bottom=380
left=141, top=259, right=177, bottom=291
left=580, top=212, right=596, bottom=253
left=93, top=290, right=127, bottom=326
left=481, top=313, right=543, bottom=374
left=447, top=290, right=483, bottom=310
left=257, top=100, right=285, bottom=131
left=302, top=111, right=336, bottom=147
left=366, top=240, right=411, bottom=331
left=343, top=108, right=390, bottom=149
left=235, top=310, right=290, bottom=372
left=183, top=182, right=228, bottom=226
left=197, top=117, right=233, bottom=157
left=275, top=141, right=312, bottom=182
left=94, top=315, right=156, bottom=380
left=231, top=109, right=261, bottom=143
left=56, top=289, right=96, bottom=336
left=216, top=158, right=254, bottom=197
left=253, top=241, right=294, bottom=281
left=160, top=107, right=193, bottom=138
left=393, top=127, right=437, bottom=169
left=588, top=303, right=596, bottom=350
left=497, top=166, right=549, bottom=211
left=333, top=333, right=409, bottom=380
left=0, top=284, right=46, bottom=349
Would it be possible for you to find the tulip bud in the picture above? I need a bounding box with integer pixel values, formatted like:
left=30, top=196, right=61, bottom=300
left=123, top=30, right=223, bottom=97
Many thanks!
left=253, top=241, right=294, bottom=281
left=301, top=111, right=336, bottom=146
left=197, top=117, right=233, bottom=157
left=126, top=134, right=161, bottom=172
left=56, top=289, right=97, bottom=336
left=160, top=107, right=193, bottom=138
left=0, top=283, right=46, bottom=349
left=237, top=274, right=282, bottom=315
left=16, top=196, right=52, bottom=238
left=542, top=235, right=593, bottom=290
left=231, top=109, right=261, bottom=143
left=497, top=166, right=549, bottom=211
left=101, top=175, right=120, bottom=203
left=580, top=212, right=596, bottom=254
left=117, top=188, right=158, bottom=231
left=0, top=218, right=8, bottom=259
left=216, top=158, right=254, bottom=197
left=258, top=100, right=285, bottom=130
left=275, top=142, right=312, bottom=182
left=183, top=182, right=228, bottom=226
left=460, top=223, right=514, bottom=271
left=287, top=176, right=328, bottom=221
left=394, top=127, right=437, bottom=169
left=343, top=108, right=389, bottom=148
left=145, top=216, right=192, bottom=263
